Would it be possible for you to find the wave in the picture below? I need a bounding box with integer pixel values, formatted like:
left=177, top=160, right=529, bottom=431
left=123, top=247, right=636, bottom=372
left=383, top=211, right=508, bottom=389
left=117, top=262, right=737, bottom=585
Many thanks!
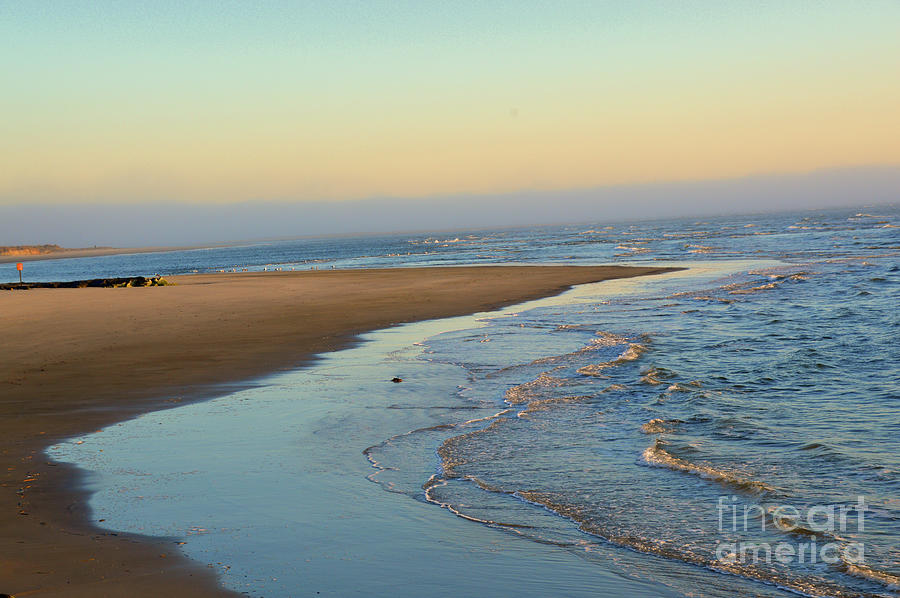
left=640, top=366, right=677, bottom=385
left=615, top=245, right=651, bottom=253
left=642, top=440, right=774, bottom=494
left=729, top=281, right=780, bottom=295
left=640, top=418, right=682, bottom=434
left=666, top=381, right=700, bottom=392
left=600, top=383, right=628, bottom=392
left=759, top=504, right=846, bottom=543
left=512, top=491, right=865, bottom=598
left=691, top=295, right=735, bottom=304
left=528, top=331, right=633, bottom=367
left=411, top=237, right=465, bottom=244
left=518, top=395, right=594, bottom=417
left=839, top=561, right=900, bottom=591
left=485, top=332, right=643, bottom=382
left=486, top=330, right=645, bottom=399
left=662, top=231, right=713, bottom=238
left=685, top=244, right=717, bottom=254
left=504, top=373, right=571, bottom=404
left=422, top=475, right=536, bottom=530
left=575, top=341, right=647, bottom=376
left=418, top=381, right=870, bottom=598
left=437, top=418, right=510, bottom=475
left=364, top=408, right=513, bottom=490
left=420, top=450, right=878, bottom=598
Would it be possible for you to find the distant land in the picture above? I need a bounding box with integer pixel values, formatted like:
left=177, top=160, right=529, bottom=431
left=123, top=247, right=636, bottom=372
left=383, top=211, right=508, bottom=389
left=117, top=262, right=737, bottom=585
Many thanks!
left=0, top=244, right=69, bottom=257
left=0, top=244, right=187, bottom=264
left=0, top=244, right=121, bottom=263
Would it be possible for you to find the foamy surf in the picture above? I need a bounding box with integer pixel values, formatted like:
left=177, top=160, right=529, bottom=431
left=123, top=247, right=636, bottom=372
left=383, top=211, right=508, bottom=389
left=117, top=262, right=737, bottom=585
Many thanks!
left=504, top=373, right=571, bottom=404
left=575, top=339, right=648, bottom=376
left=839, top=561, right=900, bottom=591
left=642, top=441, right=775, bottom=494
left=641, top=418, right=682, bottom=434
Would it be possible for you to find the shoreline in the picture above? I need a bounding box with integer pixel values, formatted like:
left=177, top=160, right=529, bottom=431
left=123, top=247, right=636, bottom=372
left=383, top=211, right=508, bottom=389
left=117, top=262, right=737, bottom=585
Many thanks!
left=0, top=245, right=200, bottom=265
left=1, top=265, right=677, bottom=596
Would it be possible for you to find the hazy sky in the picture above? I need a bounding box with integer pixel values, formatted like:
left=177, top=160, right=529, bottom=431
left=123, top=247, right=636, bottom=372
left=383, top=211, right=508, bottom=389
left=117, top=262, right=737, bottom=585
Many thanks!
left=1, top=166, right=896, bottom=246
left=2, top=1, right=899, bottom=209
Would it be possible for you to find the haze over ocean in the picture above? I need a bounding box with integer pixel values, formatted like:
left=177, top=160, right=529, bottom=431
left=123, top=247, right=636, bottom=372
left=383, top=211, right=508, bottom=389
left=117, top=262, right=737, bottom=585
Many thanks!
left=1, top=166, right=897, bottom=248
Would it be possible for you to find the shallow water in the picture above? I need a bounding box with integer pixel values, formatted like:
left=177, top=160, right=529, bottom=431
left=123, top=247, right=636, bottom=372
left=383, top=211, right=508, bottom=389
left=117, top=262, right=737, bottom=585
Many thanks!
left=47, top=207, right=899, bottom=596
left=46, top=313, right=689, bottom=597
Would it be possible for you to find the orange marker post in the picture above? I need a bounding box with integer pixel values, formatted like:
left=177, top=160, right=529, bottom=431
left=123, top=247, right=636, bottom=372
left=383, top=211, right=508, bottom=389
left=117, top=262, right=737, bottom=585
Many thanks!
left=16, top=262, right=23, bottom=283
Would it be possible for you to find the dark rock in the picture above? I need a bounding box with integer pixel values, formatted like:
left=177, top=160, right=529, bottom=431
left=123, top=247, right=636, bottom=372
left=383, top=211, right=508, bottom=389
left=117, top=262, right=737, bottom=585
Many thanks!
left=1, top=276, right=169, bottom=290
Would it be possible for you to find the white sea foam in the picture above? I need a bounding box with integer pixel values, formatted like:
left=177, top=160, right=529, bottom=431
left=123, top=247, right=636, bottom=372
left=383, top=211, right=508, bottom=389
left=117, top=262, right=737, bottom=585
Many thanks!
left=642, top=441, right=774, bottom=493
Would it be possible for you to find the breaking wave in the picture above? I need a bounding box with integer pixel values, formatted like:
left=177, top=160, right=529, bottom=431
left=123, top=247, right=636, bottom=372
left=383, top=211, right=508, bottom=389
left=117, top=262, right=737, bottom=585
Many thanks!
left=642, top=440, right=775, bottom=495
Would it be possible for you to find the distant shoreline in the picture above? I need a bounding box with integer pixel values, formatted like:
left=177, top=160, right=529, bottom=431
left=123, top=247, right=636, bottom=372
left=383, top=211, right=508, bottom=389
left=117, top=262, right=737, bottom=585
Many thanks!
left=0, top=244, right=207, bottom=264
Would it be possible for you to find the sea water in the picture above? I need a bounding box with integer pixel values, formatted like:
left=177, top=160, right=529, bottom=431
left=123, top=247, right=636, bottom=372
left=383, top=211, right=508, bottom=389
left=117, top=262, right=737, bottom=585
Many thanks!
left=46, top=207, right=899, bottom=596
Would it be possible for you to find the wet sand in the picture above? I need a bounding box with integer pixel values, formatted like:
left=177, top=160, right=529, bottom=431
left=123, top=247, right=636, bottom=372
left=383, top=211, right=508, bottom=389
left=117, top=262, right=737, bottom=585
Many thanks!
left=0, top=265, right=675, bottom=597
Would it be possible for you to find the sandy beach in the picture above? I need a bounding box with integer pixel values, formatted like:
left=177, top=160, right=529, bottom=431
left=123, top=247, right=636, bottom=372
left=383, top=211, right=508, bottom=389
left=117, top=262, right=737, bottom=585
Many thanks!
left=0, top=265, right=675, bottom=597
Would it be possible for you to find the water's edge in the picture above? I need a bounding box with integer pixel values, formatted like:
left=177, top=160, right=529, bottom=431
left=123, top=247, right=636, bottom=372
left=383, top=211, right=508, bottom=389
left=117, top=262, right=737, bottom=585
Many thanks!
left=41, top=267, right=687, bottom=596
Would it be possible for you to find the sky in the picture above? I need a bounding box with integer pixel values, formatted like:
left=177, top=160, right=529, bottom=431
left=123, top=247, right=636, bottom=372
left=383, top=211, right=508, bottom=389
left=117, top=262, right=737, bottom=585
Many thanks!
left=1, top=166, right=897, bottom=246
left=1, top=1, right=899, bottom=242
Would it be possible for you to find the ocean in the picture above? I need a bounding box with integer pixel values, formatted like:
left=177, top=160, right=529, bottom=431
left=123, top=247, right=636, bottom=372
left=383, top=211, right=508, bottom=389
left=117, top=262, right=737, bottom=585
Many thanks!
left=44, top=206, right=899, bottom=597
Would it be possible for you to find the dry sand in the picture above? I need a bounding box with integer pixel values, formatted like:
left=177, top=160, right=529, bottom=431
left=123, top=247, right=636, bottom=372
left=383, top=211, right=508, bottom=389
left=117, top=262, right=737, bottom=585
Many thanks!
left=0, top=265, right=676, bottom=597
